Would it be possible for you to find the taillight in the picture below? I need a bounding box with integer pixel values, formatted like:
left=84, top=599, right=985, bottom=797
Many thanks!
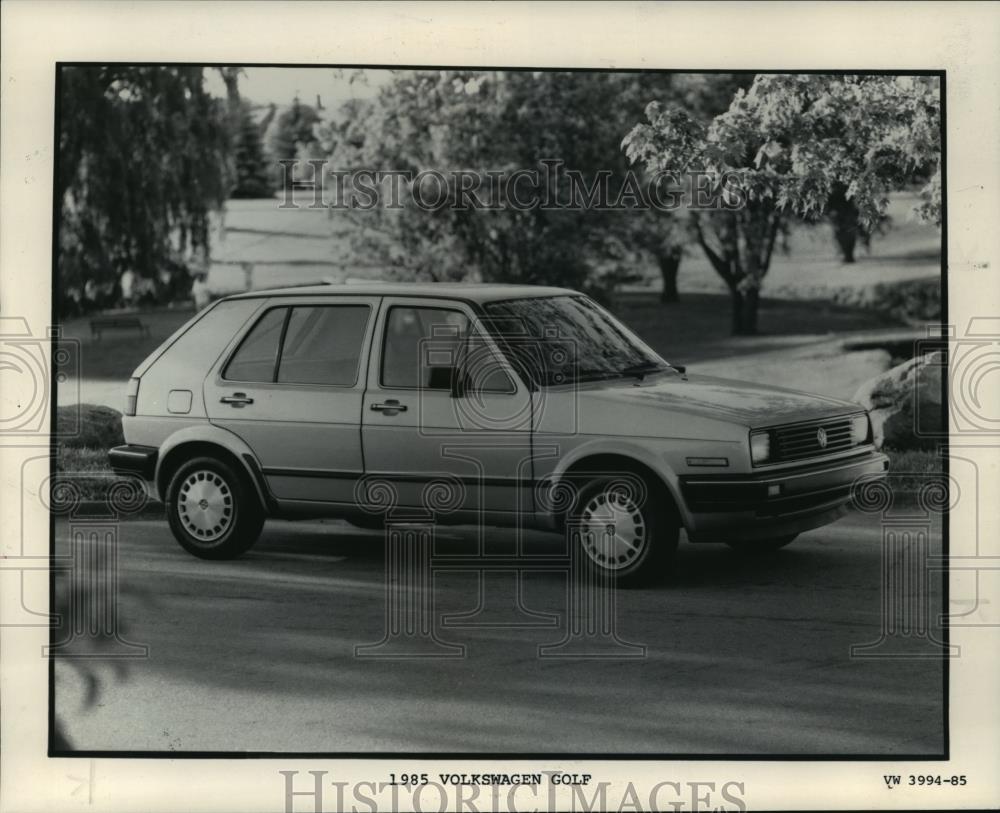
left=125, top=377, right=140, bottom=416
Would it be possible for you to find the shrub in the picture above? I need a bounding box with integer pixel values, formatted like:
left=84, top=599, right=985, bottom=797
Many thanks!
left=883, top=448, right=945, bottom=507
left=57, top=404, right=124, bottom=450
left=832, top=277, right=940, bottom=324
left=873, top=277, right=941, bottom=322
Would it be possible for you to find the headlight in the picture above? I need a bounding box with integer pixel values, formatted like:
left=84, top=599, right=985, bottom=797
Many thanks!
left=750, top=430, right=771, bottom=464
left=850, top=413, right=871, bottom=445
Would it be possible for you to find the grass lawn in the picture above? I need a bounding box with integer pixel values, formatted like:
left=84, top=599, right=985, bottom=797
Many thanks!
left=614, top=291, right=904, bottom=365
left=884, top=448, right=947, bottom=500
left=59, top=307, right=197, bottom=382
left=57, top=447, right=121, bottom=502
left=634, top=191, right=941, bottom=301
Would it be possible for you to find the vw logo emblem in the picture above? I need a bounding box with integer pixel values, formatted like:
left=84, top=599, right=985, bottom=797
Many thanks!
left=816, top=427, right=828, bottom=448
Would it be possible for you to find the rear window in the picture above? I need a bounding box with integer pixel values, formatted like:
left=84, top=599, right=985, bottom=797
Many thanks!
left=224, top=304, right=370, bottom=386
left=277, top=305, right=369, bottom=385
left=224, top=307, right=285, bottom=382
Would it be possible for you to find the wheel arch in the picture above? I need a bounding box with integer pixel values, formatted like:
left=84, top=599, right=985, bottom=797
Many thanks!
left=154, top=427, right=271, bottom=511
left=549, top=448, right=688, bottom=531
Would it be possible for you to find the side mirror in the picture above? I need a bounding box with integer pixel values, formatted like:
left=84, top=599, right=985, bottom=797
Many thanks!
left=427, top=365, right=457, bottom=392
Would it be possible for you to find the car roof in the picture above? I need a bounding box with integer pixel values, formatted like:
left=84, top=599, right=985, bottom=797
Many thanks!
left=223, top=281, right=578, bottom=304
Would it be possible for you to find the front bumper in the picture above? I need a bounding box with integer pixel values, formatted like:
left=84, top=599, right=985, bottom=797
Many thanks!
left=108, top=444, right=158, bottom=481
left=679, top=449, right=889, bottom=542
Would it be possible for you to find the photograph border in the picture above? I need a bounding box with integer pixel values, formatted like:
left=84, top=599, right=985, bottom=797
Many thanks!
left=46, top=61, right=951, bottom=762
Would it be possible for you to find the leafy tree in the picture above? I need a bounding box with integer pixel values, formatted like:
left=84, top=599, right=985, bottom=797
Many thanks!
left=58, top=66, right=231, bottom=314
left=624, top=74, right=941, bottom=334
left=617, top=74, right=751, bottom=302
left=320, top=71, right=744, bottom=302
left=826, top=184, right=889, bottom=263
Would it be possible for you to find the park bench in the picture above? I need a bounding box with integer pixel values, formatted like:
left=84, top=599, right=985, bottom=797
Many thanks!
left=90, top=316, right=151, bottom=341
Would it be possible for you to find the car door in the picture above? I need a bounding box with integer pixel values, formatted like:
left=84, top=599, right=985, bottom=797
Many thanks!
left=204, top=295, right=379, bottom=503
left=361, top=297, right=535, bottom=516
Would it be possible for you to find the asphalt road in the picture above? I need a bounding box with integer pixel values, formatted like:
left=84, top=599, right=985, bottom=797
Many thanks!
left=53, top=511, right=945, bottom=755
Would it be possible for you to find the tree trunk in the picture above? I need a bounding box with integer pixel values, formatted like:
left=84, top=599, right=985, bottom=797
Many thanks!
left=218, top=68, right=242, bottom=129
left=730, top=288, right=744, bottom=335
left=729, top=287, right=760, bottom=335
left=258, top=102, right=277, bottom=137
left=828, top=187, right=859, bottom=263
left=831, top=219, right=857, bottom=263
left=741, top=287, right=759, bottom=335
left=657, top=251, right=681, bottom=303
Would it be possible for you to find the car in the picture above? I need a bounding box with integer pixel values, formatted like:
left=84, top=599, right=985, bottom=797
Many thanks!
left=109, top=282, right=889, bottom=584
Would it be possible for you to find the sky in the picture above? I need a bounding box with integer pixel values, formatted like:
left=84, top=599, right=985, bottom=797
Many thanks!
left=203, top=67, right=389, bottom=111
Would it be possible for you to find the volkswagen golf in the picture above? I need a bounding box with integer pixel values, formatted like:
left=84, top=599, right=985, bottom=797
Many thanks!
left=110, top=282, right=888, bottom=584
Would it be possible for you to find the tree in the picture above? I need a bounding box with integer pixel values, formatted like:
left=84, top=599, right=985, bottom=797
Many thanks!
left=218, top=66, right=242, bottom=131
left=231, top=102, right=273, bottom=198
left=217, top=67, right=273, bottom=199
left=320, top=71, right=744, bottom=302
left=624, top=74, right=941, bottom=334
left=268, top=96, right=320, bottom=161
left=826, top=183, right=889, bottom=263
left=58, top=66, right=231, bottom=313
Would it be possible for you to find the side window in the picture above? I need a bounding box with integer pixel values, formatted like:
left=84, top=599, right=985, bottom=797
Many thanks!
left=277, top=305, right=370, bottom=386
left=223, top=307, right=286, bottom=382
left=381, top=306, right=469, bottom=389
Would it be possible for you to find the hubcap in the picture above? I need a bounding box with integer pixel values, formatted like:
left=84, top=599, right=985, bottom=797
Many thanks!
left=577, top=486, right=646, bottom=571
left=178, top=469, right=234, bottom=543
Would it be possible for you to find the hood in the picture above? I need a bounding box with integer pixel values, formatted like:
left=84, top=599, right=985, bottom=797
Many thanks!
left=576, top=371, right=862, bottom=429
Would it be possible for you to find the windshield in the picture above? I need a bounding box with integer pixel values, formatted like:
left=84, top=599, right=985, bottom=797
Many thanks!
left=481, top=295, right=671, bottom=386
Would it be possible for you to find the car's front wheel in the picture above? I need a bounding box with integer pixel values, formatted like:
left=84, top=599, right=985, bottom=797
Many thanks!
left=569, top=475, right=678, bottom=587
left=166, top=456, right=264, bottom=559
left=725, top=534, right=798, bottom=553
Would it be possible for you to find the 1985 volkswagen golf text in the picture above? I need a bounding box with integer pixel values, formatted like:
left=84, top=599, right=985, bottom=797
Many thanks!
left=109, top=283, right=889, bottom=584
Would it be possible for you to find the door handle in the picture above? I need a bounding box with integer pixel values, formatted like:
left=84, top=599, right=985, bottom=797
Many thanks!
left=370, top=399, right=407, bottom=414
left=220, top=393, right=254, bottom=407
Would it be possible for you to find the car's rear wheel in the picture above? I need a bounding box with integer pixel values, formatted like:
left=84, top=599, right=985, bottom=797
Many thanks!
left=569, top=475, right=678, bottom=587
left=725, top=534, right=798, bottom=553
left=166, top=456, right=264, bottom=559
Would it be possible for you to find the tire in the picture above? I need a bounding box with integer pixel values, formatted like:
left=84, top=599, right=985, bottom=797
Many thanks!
left=166, top=456, right=264, bottom=559
left=568, top=474, right=678, bottom=587
left=725, top=534, right=798, bottom=553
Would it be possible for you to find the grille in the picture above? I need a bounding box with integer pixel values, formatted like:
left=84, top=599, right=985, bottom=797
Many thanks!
left=771, top=417, right=855, bottom=462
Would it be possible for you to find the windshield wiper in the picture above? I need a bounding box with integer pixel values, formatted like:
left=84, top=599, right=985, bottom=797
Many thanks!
left=569, top=368, right=624, bottom=383
left=619, top=361, right=671, bottom=380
